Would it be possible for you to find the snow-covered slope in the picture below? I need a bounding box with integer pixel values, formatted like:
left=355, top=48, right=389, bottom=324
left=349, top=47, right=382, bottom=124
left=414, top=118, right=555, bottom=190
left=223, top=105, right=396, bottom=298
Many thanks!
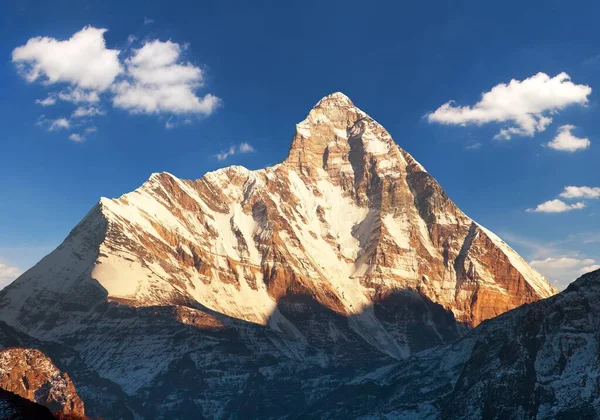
left=0, top=92, right=557, bottom=418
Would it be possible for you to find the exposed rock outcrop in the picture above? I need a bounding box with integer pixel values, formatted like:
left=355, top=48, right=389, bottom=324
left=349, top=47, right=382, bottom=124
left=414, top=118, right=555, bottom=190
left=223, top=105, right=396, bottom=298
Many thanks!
left=0, top=348, right=85, bottom=419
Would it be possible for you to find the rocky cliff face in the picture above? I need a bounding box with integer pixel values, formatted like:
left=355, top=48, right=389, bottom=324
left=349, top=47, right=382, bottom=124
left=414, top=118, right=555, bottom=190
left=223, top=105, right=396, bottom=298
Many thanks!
left=306, top=268, right=600, bottom=419
left=0, top=348, right=85, bottom=419
left=0, top=92, right=556, bottom=418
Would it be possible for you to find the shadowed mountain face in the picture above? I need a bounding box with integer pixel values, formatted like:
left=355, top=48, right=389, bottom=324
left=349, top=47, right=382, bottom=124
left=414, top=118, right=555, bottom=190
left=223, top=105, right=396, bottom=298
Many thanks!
left=304, top=269, right=600, bottom=419
left=0, top=93, right=556, bottom=418
left=0, top=388, right=57, bottom=420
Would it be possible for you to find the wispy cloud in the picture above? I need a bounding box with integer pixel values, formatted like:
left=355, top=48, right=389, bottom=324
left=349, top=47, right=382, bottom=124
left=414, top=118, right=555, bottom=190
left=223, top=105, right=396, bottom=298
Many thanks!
left=530, top=257, right=599, bottom=288
left=72, top=106, right=105, bottom=118
left=35, top=96, right=56, bottom=106
left=216, top=142, right=256, bottom=161
left=465, top=141, right=482, bottom=150
left=68, top=133, right=84, bottom=142
left=499, top=231, right=600, bottom=289
left=0, top=259, right=22, bottom=290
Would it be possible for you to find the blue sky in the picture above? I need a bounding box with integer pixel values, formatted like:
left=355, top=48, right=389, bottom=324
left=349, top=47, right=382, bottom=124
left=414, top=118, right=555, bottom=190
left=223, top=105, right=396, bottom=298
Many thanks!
left=1, top=0, right=599, bottom=288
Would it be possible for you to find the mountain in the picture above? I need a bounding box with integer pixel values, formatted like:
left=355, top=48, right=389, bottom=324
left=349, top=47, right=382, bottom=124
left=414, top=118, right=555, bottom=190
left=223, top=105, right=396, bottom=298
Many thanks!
left=0, top=92, right=556, bottom=418
left=306, top=268, right=600, bottom=419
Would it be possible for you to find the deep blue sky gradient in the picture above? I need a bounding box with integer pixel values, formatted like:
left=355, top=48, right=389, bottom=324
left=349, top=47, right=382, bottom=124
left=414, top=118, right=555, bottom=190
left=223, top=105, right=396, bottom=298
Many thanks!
left=1, top=0, right=599, bottom=286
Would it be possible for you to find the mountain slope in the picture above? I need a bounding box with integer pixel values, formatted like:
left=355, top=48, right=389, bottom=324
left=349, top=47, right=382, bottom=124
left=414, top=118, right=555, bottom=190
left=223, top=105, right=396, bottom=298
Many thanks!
left=0, top=92, right=556, bottom=418
left=306, top=268, right=600, bottom=419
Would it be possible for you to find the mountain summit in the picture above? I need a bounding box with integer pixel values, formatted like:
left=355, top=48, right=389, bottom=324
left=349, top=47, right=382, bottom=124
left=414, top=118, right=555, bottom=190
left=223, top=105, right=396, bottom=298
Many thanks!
left=0, top=93, right=557, bottom=418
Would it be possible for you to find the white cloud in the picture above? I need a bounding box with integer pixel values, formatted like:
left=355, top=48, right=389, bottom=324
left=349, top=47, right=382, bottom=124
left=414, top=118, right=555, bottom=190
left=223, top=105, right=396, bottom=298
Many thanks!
left=427, top=72, right=591, bottom=139
left=579, top=264, right=600, bottom=274
left=12, top=26, right=122, bottom=91
left=58, top=88, right=100, bottom=104
left=48, top=117, right=70, bottom=131
left=112, top=39, right=220, bottom=115
left=72, top=106, right=105, bottom=118
left=216, top=142, right=255, bottom=160
left=35, top=88, right=100, bottom=108
left=560, top=186, right=600, bottom=199
left=68, top=133, right=84, bottom=142
left=530, top=257, right=599, bottom=287
left=238, top=142, right=255, bottom=153
left=144, top=17, right=154, bottom=25
left=35, top=95, right=56, bottom=106
left=465, top=141, right=482, bottom=150
left=165, top=118, right=176, bottom=129
left=217, top=146, right=236, bottom=161
left=68, top=125, right=98, bottom=143
left=546, top=124, right=590, bottom=152
left=527, top=199, right=586, bottom=213
left=0, top=260, right=22, bottom=290
left=15, top=26, right=220, bottom=138
left=530, top=257, right=595, bottom=269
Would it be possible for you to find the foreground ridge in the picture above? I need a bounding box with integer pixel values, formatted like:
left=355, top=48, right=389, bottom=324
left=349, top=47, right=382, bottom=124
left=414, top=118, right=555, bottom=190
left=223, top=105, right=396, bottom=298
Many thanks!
left=306, top=269, right=600, bottom=419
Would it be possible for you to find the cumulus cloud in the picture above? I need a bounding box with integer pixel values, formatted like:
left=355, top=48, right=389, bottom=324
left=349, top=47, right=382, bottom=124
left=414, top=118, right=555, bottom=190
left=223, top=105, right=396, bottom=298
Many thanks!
left=546, top=125, right=590, bottom=152
left=527, top=199, right=586, bottom=213
left=14, top=26, right=220, bottom=140
left=560, top=186, right=600, bottom=199
left=112, top=39, right=220, bottom=115
left=216, top=142, right=255, bottom=160
left=12, top=26, right=122, bottom=91
left=427, top=72, right=591, bottom=139
left=528, top=185, right=599, bottom=213
left=0, top=260, right=22, bottom=290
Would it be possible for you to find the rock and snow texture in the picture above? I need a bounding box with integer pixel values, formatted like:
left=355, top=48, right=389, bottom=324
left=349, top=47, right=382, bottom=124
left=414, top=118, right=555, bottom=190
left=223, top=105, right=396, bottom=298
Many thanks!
left=307, top=268, right=600, bottom=419
left=0, top=388, right=56, bottom=420
left=0, top=348, right=85, bottom=418
left=0, top=92, right=557, bottom=418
